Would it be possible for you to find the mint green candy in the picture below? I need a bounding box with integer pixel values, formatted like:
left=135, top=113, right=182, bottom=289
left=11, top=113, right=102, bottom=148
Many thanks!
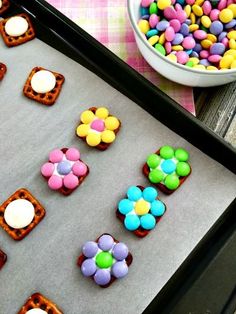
left=160, top=145, right=174, bottom=159
left=165, top=174, right=180, bottom=190
left=176, top=162, right=191, bottom=177
left=186, top=61, right=194, bottom=67
left=147, top=154, right=161, bottom=169
left=149, top=2, right=158, bottom=14
left=149, top=169, right=164, bottom=183
left=96, top=252, right=113, bottom=269
left=155, top=43, right=166, bottom=56
left=175, top=148, right=189, bottom=161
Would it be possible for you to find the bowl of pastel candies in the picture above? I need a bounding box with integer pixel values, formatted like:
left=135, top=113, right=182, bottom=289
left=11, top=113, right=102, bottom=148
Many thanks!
left=127, top=0, right=236, bottom=86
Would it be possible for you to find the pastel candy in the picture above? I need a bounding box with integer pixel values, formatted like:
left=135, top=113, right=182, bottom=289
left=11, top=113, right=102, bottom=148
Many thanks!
left=65, top=148, right=80, bottom=161
left=182, top=36, right=196, bottom=49
left=49, top=149, right=63, bottom=163
left=48, top=175, right=63, bottom=190
left=63, top=173, right=79, bottom=189
left=163, top=7, right=177, bottom=20
left=176, top=51, right=189, bottom=64
left=165, top=26, right=175, bottom=41
left=41, top=162, right=54, bottom=177
left=72, top=161, right=87, bottom=176
left=169, top=19, right=181, bottom=32
left=210, top=42, right=225, bottom=55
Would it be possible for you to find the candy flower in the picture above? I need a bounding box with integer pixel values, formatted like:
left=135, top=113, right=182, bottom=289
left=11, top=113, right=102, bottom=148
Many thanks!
left=76, top=107, right=120, bottom=150
left=117, top=186, right=166, bottom=237
left=41, top=147, right=89, bottom=195
left=78, top=234, right=132, bottom=287
left=143, top=145, right=191, bottom=194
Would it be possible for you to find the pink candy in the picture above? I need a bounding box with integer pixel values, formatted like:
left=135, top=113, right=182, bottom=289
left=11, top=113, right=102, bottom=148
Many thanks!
left=222, top=37, right=229, bottom=48
left=164, top=7, right=177, bottom=20
left=202, top=1, right=212, bottom=15
left=186, top=0, right=195, bottom=4
left=169, top=19, right=181, bottom=32
left=176, top=51, right=189, bottom=64
left=48, top=175, right=63, bottom=190
left=149, top=14, right=159, bottom=28
left=176, top=10, right=187, bottom=23
left=210, top=9, right=220, bottom=21
left=218, top=0, right=227, bottom=10
left=208, top=55, right=222, bottom=63
left=165, top=26, right=175, bottom=41
left=141, top=0, right=153, bottom=8
left=194, top=30, right=207, bottom=40
left=165, top=42, right=172, bottom=54
left=182, top=36, right=196, bottom=50
left=90, top=119, right=105, bottom=132
left=72, top=161, right=87, bottom=176
left=65, top=147, right=80, bottom=161
left=49, top=149, right=63, bottom=163
left=63, top=173, right=79, bottom=189
left=41, top=162, right=55, bottom=177
left=200, top=50, right=210, bottom=59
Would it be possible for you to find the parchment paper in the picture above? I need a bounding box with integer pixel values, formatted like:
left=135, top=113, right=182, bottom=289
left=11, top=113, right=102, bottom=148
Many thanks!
left=0, top=37, right=235, bottom=314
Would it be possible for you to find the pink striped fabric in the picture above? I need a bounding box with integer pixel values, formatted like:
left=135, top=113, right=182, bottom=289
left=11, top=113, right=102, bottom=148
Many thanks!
left=47, top=0, right=195, bottom=114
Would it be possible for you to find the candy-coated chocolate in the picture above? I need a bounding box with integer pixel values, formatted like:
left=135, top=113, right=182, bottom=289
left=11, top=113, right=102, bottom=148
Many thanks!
left=124, top=215, right=141, bottom=230
left=49, top=149, right=63, bottom=163
left=175, top=148, right=189, bottom=161
left=90, top=119, right=105, bottom=132
left=160, top=145, right=174, bottom=159
left=142, top=186, right=158, bottom=202
left=135, top=199, right=150, bottom=215
left=57, top=161, right=71, bottom=175
left=82, top=241, right=98, bottom=258
left=41, top=162, right=54, bottom=177
left=65, top=147, right=80, bottom=161
left=165, top=174, right=180, bottom=190
left=63, top=173, right=79, bottom=189
left=94, top=269, right=111, bottom=285
left=112, top=243, right=129, bottom=260
left=96, top=252, right=113, bottom=269
left=150, top=200, right=166, bottom=216
left=86, top=133, right=101, bottom=146
left=48, top=175, right=63, bottom=190
left=98, top=234, right=114, bottom=251
left=81, top=110, right=95, bottom=124
left=72, top=161, right=87, bottom=176
left=140, top=213, right=156, bottom=229
left=81, top=259, right=97, bottom=276
left=149, top=169, right=165, bottom=183
left=112, top=261, right=128, bottom=278
left=118, top=199, right=134, bottom=215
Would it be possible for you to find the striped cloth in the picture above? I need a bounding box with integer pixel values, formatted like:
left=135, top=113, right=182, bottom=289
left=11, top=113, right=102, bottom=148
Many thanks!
left=47, top=0, right=195, bottom=114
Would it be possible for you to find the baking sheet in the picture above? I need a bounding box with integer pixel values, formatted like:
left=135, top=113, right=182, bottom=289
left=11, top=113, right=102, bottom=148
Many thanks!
left=0, top=35, right=235, bottom=314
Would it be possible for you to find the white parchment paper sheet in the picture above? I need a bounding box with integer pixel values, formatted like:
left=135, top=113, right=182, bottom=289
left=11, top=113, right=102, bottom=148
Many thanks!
left=0, top=38, right=235, bottom=314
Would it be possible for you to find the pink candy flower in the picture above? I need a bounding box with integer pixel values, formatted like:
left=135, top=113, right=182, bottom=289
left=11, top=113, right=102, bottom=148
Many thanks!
left=41, top=147, right=89, bottom=195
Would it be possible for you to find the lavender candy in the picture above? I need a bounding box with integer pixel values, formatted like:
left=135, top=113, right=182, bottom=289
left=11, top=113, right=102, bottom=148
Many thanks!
left=210, top=42, right=225, bottom=55
left=112, top=261, right=129, bottom=279
left=209, top=21, right=223, bottom=36
left=172, top=33, right=184, bottom=45
left=218, top=31, right=227, bottom=42
left=200, top=59, right=211, bottom=66
left=112, top=243, right=129, bottom=261
left=191, top=51, right=199, bottom=58
left=94, top=269, right=111, bottom=285
left=156, top=20, right=170, bottom=31
left=225, top=19, right=236, bottom=29
left=98, top=234, right=114, bottom=251
left=185, top=19, right=191, bottom=25
left=180, top=23, right=189, bottom=36
left=141, top=14, right=150, bottom=20
left=82, top=241, right=98, bottom=258
left=193, top=43, right=202, bottom=53
left=81, top=259, right=97, bottom=277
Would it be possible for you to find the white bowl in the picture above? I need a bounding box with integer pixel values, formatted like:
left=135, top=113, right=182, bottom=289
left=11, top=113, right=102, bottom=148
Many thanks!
left=127, top=0, right=236, bottom=87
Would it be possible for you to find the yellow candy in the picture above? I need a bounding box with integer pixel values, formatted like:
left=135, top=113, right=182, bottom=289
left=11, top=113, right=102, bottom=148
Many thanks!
left=224, top=49, right=236, bottom=59
left=172, top=45, right=183, bottom=51
left=190, top=12, right=196, bottom=24
left=206, top=34, right=217, bottom=43
left=228, top=4, right=236, bottom=18
left=201, top=16, right=211, bottom=28
left=195, top=0, right=204, bottom=5
left=207, top=66, right=218, bottom=71
left=95, top=107, right=109, bottom=119
left=86, top=133, right=101, bottom=146
left=219, top=9, right=233, bottom=23
left=166, top=54, right=177, bottom=62
left=148, top=35, right=159, bottom=46
left=219, top=55, right=234, bottom=69
left=192, top=5, right=203, bottom=17
left=193, top=65, right=206, bottom=70
left=189, top=57, right=199, bottom=65
left=230, top=60, right=236, bottom=69
left=101, top=130, right=115, bottom=143
left=157, top=0, right=171, bottom=10
left=76, top=124, right=90, bottom=137
left=184, top=5, right=191, bottom=18
left=159, top=33, right=165, bottom=45
left=189, top=24, right=199, bottom=32
left=105, top=116, right=120, bottom=131
left=138, top=20, right=150, bottom=34
left=201, top=39, right=212, bottom=49
left=81, top=110, right=95, bottom=124
left=229, top=38, right=236, bottom=50
left=134, top=199, right=150, bottom=215
left=227, top=31, right=236, bottom=40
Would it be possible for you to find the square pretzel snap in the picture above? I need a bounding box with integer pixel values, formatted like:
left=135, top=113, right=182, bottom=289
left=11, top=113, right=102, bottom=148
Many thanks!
left=0, top=249, right=7, bottom=270
left=0, top=62, right=7, bottom=81
left=0, top=0, right=10, bottom=15
left=18, top=293, right=63, bottom=314
left=23, top=67, right=65, bottom=106
left=0, top=188, right=46, bottom=241
left=0, top=13, right=35, bottom=47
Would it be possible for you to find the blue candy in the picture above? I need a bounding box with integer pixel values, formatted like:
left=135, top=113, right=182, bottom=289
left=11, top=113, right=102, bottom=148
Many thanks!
left=172, top=33, right=184, bottom=45
left=143, top=187, right=158, bottom=202
left=127, top=186, right=142, bottom=201
left=140, top=7, right=149, bottom=16
left=161, top=159, right=176, bottom=174
left=151, top=200, right=165, bottom=217
left=57, top=161, right=71, bottom=175
left=156, top=20, right=170, bottom=31
left=146, top=29, right=158, bottom=38
left=210, top=21, right=223, bottom=36
left=118, top=199, right=133, bottom=215
left=140, top=214, right=156, bottom=230
left=124, top=215, right=140, bottom=231
left=180, top=23, right=189, bottom=36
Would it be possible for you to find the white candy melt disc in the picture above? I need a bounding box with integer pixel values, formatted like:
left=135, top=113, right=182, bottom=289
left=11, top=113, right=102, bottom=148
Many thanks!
left=5, top=16, right=29, bottom=37
left=4, top=199, right=35, bottom=229
left=31, top=70, right=56, bottom=93
left=26, top=309, right=47, bottom=314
